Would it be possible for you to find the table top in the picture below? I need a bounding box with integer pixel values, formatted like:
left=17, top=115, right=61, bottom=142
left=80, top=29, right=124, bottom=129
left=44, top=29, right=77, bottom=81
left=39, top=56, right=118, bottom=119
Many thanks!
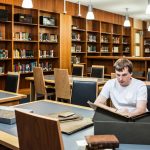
left=26, top=75, right=108, bottom=85
left=0, top=100, right=150, bottom=150
left=0, top=90, right=26, bottom=103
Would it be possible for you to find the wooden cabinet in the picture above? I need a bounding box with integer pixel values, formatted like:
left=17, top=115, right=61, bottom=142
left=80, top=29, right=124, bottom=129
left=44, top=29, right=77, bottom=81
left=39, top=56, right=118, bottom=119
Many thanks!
left=0, top=4, right=61, bottom=89
left=71, top=16, right=86, bottom=74
left=87, top=20, right=100, bottom=56
left=143, top=21, right=150, bottom=57
left=39, top=10, right=60, bottom=73
left=0, top=3, right=12, bottom=75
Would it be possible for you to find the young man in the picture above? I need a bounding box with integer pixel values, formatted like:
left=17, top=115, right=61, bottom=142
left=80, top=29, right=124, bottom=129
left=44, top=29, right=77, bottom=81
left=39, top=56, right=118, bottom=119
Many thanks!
left=94, top=58, right=147, bottom=117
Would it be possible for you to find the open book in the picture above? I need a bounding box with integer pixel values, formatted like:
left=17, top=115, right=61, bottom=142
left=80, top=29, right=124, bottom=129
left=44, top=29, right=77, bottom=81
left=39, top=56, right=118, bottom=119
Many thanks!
left=87, top=101, right=149, bottom=119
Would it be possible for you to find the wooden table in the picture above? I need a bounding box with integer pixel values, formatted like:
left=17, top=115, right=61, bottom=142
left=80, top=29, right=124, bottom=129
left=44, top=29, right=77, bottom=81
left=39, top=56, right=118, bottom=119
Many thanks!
left=0, top=90, right=26, bottom=106
left=26, top=75, right=108, bottom=101
left=0, top=100, right=150, bottom=150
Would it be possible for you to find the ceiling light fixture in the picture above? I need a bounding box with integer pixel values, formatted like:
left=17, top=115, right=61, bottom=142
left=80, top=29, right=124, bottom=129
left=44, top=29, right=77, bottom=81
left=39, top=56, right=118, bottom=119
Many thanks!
left=123, top=8, right=130, bottom=27
left=146, top=0, right=150, bottom=14
left=78, top=0, right=81, bottom=16
left=64, top=0, right=67, bottom=14
left=86, top=0, right=95, bottom=20
left=22, top=0, right=33, bottom=8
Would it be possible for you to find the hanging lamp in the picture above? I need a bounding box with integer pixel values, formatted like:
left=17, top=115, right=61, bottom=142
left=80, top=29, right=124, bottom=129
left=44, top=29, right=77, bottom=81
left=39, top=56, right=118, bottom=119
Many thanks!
left=86, top=0, right=95, bottom=20
left=146, top=0, right=150, bottom=14
left=22, top=0, right=33, bottom=8
left=123, top=8, right=130, bottom=27
left=78, top=0, right=81, bottom=16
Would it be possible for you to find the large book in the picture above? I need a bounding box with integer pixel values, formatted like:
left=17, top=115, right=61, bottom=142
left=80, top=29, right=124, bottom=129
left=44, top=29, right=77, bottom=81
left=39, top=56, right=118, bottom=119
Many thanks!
left=0, top=106, right=33, bottom=125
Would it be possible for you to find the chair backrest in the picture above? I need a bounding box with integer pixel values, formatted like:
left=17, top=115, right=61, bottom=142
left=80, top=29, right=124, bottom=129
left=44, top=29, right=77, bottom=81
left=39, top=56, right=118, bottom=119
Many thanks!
left=54, top=68, right=71, bottom=101
left=15, top=110, right=64, bottom=150
left=91, top=65, right=104, bottom=78
left=33, top=67, right=46, bottom=95
left=147, top=85, right=150, bottom=111
left=71, top=80, right=98, bottom=107
left=147, top=68, right=150, bottom=81
left=72, top=64, right=84, bottom=77
left=111, top=73, right=116, bottom=79
left=5, top=72, right=20, bottom=93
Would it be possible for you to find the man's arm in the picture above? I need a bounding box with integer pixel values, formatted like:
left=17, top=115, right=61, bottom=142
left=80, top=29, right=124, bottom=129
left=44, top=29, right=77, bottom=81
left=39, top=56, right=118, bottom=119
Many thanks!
left=128, top=100, right=147, bottom=117
left=117, top=100, right=147, bottom=117
left=94, top=94, right=107, bottom=105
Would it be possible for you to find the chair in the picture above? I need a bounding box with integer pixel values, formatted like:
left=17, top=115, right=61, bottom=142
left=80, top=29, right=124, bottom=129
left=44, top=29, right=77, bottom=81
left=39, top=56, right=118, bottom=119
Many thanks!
left=111, top=73, right=116, bottom=79
left=54, top=68, right=71, bottom=102
left=147, top=85, right=150, bottom=111
left=15, top=110, right=64, bottom=150
left=5, top=72, right=20, bottom=93
left=91, top=65, right=104, bottom=78
left=147, top=68, right=150, bottom=81
left=71, top=80, right=98, bottom=107
left=33, top=67, right=54, bottom=100
left=72, top=64, right=84, bottom=77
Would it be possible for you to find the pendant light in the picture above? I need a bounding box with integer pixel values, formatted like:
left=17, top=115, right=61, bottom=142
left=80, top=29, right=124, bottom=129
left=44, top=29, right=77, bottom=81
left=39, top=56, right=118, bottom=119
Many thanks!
left=78, top=0, right=81, bottom=16
left=63, top=0, right=67, bottom=14
left=86, top=0, right=95, bottom=20
left=22, top=0, right=33, bottom=8
left=123, top=8, right=130, bottom=27
left=146, top=0, right=150, bottom=15
left=147, top=21, right=150, bottom=31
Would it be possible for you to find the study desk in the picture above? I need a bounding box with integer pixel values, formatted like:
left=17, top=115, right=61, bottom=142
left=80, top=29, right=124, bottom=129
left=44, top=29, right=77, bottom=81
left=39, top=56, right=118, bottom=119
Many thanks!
left=0, top=100, right=150, bottom=150
left=0, top=90, right=26, bottom=106
left=26, top=75, right=108, bottom=101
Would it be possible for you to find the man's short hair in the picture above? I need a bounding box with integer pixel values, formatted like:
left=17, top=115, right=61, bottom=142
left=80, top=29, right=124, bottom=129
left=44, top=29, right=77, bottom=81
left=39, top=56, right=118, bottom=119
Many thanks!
left=114, top=58, right=133, bottom=74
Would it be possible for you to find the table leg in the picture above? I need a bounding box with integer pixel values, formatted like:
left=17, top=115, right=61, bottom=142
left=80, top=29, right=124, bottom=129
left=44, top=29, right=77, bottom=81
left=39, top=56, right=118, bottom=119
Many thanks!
left=30, top=81, right=36, bottom=101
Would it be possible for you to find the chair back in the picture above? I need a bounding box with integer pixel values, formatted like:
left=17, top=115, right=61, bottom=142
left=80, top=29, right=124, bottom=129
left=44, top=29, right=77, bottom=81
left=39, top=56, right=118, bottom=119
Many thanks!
left=111, top=73, right=116, bottom=79
left=54, top=68, right=71, bottom=101
left=147, top=68, right=150, bottom=81
left=5, top=72, right=20, bottom=93
left=91, top=65, right=104, bottom=78
left=15, top=110, right=64, bottom=150
left=71, top=80, right=97, bottom=107
left=72, top=64, right=84, bottom=77
left=147, top=85, right=150, bottom=111
left=33, top=67, right=46, bottom=95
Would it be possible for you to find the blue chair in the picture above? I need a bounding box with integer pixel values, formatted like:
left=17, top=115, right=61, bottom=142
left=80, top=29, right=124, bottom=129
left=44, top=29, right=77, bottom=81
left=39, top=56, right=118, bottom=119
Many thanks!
left=147, top=85, right=150, bottom=111
left=72, top=64, right=84, bottom=77
left=5, top=72, right=20, bottom=93
left=71, top=80, right=97, bottom=107
left=91, top=65, right=104, bottom=78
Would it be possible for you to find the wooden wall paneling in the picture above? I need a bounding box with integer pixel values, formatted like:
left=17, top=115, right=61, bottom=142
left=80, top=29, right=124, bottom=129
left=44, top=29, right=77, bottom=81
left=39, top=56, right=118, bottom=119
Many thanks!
left=59, top=14, right=71, bottom=73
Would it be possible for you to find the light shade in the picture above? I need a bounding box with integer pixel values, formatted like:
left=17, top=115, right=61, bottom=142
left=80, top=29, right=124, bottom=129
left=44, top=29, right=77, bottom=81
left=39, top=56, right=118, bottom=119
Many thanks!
left=146, top=0, right=150, bottom=14
left=123, top=8, right=130, bottom=27
left=148, top=25, right=150, bottom=31
left=22, top=0, right=33, bottom=8
left=86, top=4, right=95, bottom=20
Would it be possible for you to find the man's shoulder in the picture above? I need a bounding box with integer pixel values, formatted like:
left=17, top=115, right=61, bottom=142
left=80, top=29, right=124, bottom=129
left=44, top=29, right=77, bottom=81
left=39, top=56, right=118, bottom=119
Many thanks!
left=132, top=78, right=146, bottom=86
left=106, top=78, right=116, bottom=85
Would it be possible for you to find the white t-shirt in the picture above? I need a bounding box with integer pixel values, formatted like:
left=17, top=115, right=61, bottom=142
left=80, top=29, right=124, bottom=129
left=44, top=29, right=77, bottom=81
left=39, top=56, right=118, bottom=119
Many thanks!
left=99, top=78, right=147, bottom=112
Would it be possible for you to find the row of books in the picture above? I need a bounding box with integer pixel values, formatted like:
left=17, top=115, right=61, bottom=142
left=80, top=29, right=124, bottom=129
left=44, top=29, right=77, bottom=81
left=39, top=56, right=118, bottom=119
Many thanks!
left=39, top=50, right=54, bottom=58
left=13, top=32, right=32, bottom=41
left=14, top=49, right=34, bottom=58
left=39, top=62, right=52, bottom=71
left=88, top=34, right=97, bottom=42
left=14, top=62, right=37, bottom=72
left=0, top=49, right=8, bottom=58
left=87, top=45, right=97, bottom=52
left=72, top=32, right=81, bottom=41
left=71, top=56, right=80, bottom=64
left=39, top=33, right=58, bottom=42
left=71, top=45, right=81, bottom=53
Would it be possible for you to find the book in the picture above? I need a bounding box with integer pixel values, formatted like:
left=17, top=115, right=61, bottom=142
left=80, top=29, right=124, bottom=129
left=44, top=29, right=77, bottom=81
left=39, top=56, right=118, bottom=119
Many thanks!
left=85, top=135, right=119, bottom=150
left=0, top=106, right=33, bottom=124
